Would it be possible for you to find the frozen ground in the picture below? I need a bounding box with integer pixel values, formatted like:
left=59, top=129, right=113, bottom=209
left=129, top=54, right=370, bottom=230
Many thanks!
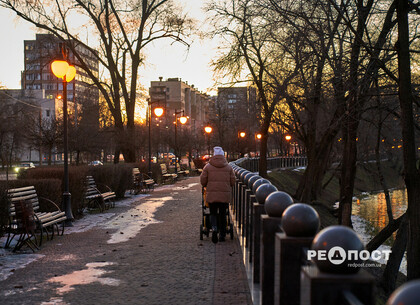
left=0, top=190, right=164, bottom=283
left=0, top=183, right=201, bottom=284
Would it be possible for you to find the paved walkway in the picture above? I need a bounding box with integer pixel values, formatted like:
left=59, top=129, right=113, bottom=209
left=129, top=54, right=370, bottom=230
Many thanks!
left=0, top=177, right=252, bottom=305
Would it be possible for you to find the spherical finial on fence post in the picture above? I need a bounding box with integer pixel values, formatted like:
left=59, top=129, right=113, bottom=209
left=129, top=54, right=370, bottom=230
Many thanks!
left=310, top=225, right=364, bottom=274
left=244, top=172, right=256, bottom=185
left=248, top=175, right=261, bottom=189
left=264, top=191, right=294, bottom=217
left=386, top=280, right=420, bottom=305
left=255, top=184, right=278, bottom=204
left=240, top=170, right=250, bottom=181
left=237, top=168, right=246, bottom=178
left=281, top=203, right=320, bottom=237
left=252, top=178, right=271, bottom=194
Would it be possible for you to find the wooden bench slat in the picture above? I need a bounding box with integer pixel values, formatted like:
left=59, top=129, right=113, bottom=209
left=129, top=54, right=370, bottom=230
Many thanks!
left=83, top=176, right=115, bottom=211
left=5, top=186, right=65, bottom=250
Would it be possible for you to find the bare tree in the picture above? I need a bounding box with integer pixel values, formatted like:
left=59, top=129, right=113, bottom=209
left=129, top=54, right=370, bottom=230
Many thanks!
left=26, top=113, right=62, bottom=165
left=395, top=0, right=420, bottom=280
left=206, top=0, right=297, bottom=176
left=1, top=0, right=194, bottom=162
left=0, top=96, right=28, bottom=170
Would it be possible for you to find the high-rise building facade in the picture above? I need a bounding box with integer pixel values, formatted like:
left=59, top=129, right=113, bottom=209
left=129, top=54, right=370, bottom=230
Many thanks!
left=149, top=77, right=213, bottom=128
left=216, top=86, right=257, bottom=126
left=22, top=34, right=99, bottom=124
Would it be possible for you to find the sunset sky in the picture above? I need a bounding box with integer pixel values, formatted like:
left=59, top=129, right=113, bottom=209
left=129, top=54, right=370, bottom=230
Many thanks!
left=0, top=1, right=221, bottom=95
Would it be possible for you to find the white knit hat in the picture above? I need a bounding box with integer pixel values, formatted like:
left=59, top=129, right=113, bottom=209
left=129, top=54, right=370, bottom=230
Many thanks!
left=213, top=146, right=224, bottom=156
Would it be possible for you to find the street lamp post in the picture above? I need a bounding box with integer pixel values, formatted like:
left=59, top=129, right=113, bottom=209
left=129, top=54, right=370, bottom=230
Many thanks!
left=174, top=109, right=187, bottom=175
left=204, top=126, right=213, bottom=156
left=51, top=44, right=76, bottom=226
left=238, top=131, right=246, bottom=158
left=148, top=99, right=164, bottom=177
left=285, top=135, right=292, bottom=156
left=255, top=133, right=262, bottom=156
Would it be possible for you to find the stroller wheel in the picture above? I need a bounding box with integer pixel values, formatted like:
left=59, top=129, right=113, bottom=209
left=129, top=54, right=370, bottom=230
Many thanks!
left=200, top=225, right=204, bottom=240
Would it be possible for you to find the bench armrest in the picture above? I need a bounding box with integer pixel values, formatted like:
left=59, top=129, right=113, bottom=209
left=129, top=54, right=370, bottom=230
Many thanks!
left=142, top=173, right=154, bottom=181
left=96, top=183, right=113, bottom=193
left=38, top=196, right=63, bottom=212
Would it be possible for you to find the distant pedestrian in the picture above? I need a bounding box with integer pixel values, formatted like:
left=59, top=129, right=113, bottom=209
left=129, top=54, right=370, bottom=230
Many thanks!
left=200, top=146, right=235, bottom=243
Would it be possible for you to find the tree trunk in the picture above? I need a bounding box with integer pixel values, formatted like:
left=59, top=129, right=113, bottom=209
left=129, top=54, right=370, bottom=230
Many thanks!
left=259, top=134, right=268, bottom=177
left=113, top=147, right=120, bottom=164
left=48, top=147, right=52, bottom=166
left=381, top=217, right=408, bottom=292
left=396, top=0, right=420, bottom=280
left=338, top=118, right=359, bottom=227
left=366, top=214, right=405, bottom=252
left=258, top=118, right=271, bottom=177
left=295, top=139, right=334, bottom=202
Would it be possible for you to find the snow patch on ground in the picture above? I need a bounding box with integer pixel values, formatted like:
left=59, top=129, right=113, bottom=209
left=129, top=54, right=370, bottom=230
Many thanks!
left=105, top=196, right=172, bottom=244
left=0, top=192, right=162, bottom=283
left=0, top=249, right=44, bottom=281
left=46, top=261, right=120, bottom=295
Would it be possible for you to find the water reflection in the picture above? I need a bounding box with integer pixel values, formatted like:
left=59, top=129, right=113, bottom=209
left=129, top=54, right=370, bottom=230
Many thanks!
left=352, top=189, right=407, bottom=236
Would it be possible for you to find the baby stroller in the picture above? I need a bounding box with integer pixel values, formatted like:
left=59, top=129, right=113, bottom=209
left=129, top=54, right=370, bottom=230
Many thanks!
left=200, top=187, right=234, bottom=241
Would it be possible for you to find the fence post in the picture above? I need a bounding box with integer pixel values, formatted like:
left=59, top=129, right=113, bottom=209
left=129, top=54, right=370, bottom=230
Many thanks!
left=300, top=226, right=375, bottom=305
left=274, top=203, right=320, bottom=305
left=252, top=182, right=278, bottom=283
left=260, top=191, right=294, bottom=305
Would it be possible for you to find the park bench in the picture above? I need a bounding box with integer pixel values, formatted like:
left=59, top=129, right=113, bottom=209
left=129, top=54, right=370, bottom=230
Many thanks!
left=160, top=164, right=177, bottom=183
left=190, top=161, right=203, bottom=174
left=83, top=176, right=116, bottom=212
left=176, top=163, right=190, bottom=176
left=5, top=186, right=66, bottom=251
left=132, top=168, right=155, bottom=194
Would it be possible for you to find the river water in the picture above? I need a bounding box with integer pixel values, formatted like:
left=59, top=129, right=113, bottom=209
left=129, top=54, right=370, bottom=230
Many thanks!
left=352, top=189, right=407, bottom=242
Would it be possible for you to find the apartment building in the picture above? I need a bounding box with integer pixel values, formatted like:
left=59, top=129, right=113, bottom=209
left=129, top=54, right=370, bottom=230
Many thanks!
left=149, top=77, right=213, bottom=128
left=216, top=86, right=257, bottom=125
left=22, top=34, right=99, bottom=125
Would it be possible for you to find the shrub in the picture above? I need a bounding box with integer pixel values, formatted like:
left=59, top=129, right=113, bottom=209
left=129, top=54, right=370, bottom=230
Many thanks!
left=134, top=162, right=164, bottom=184
left=88, top=164, right=133, bottom=198
left=0, top=179, right=62, bottom=235
left=19, top=166, right=89, bottom=215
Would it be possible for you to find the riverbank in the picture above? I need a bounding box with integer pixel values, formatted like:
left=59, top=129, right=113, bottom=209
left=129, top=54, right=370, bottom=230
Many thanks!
left=268, top=159, right=405, bottom=228
left=268, top=159, right=406, bottom=305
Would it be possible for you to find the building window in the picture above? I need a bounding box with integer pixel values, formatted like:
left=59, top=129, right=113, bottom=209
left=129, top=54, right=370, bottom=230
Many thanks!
left=26, top=73, right=40, bottom=80
left=228, top=99, right=236, bottom=104
left=25, top=84, right=41, bottom=90
left=26, top=64, right=40, bottom=70
left=46, top=110, right=50, bottom=117
left=43, top=73, right=54, bottom=80
left=43, top=84, right=56, bottom=90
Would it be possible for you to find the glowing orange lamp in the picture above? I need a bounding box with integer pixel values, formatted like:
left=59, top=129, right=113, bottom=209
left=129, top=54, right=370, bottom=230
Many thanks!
left=179, top=116, right=188, bottom=125
left=204, top=126, right=212, bottom=134
left=154, top=107, right=164, bottom=117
